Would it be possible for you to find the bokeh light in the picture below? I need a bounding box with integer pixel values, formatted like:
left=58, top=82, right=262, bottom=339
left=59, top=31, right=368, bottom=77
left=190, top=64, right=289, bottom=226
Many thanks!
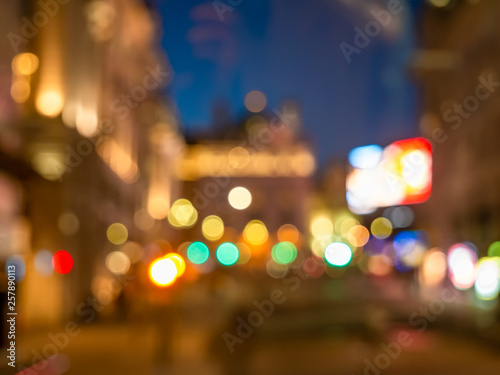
left=202, top=215, right=224, bottom=241
left=228, top=186, right=252, bottom=210
left=34, top=249, right=54, bottom=276
left=393, top=231, right=427, bottom=268
left=474, top=258, right=500, bottom=300
left=187, top=242, right=210, bottom=265
left=348, top=144, right=383, bottom=169
left=338, top=217, right=360, bottom=237
left=277, top=224, right=300, bottom=244
left=325, top=242, right=352, bottom=267
left=243, top=220, right=268, bottom=246
left=12, top=53, right=39, bottom=75
left=370, top=217, right=392, bottom=239
left=36, top=90, right=64, bottom=118
left=383, top=206, right=414, bottom=228
left=166, top=253, right=186, bottom=277
left=147, top=196, right=170, bottom=220
left=52, top=251, right=73, bottom=274
left=105, top=251, right=130, bottom=275
left=271, top=242, right=298, bottom=265
left=310, top=215, right=334, bottom=238
left=216, top=242, right=239, bottom=266
left=168, top=199, right=198, bottom=228
left=120, top=241, right=142, bottom=264
left=266, top=260, right=289, bottom=279
left=368, top=255, right=392, bottom=276
left=11, top=79, right=30, bottom=103
left=107, top=223, right=128, bottom=245
left=347, top=225, right=369, bottom=247
left=448, top=243, right=477, bottom=290
left=487, top=241, right=500, bottom=258
left=244, top=90, right=267, bottom=113
left=420, top=249, right=447, bottom=286
left=149, top=257, right=177, bottom=286
left=58, top=212, right=80, bottom=236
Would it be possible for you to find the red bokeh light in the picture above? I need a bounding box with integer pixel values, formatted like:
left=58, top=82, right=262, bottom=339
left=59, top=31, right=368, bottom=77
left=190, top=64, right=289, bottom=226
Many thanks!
left=52, top=250, right=73, bottom=274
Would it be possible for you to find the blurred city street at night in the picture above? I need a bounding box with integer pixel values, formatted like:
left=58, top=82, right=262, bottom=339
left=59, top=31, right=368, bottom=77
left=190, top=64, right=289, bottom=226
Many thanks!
left=1, top=0, right=500, bottom=374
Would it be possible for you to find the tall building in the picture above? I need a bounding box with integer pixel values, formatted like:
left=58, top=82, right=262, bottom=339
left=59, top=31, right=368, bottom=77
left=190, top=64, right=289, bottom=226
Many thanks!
left=0, top=0, right=182, bottom=328
left=414, top=0, right=500, bottom=253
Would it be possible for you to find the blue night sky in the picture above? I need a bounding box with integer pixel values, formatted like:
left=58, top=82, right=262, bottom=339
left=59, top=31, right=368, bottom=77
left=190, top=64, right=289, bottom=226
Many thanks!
left=152, top=0, right=424, bottom=163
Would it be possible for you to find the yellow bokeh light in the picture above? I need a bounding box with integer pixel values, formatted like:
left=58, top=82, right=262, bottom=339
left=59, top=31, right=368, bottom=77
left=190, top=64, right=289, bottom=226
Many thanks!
left=370, top=217, right=393, bottom=239
left=149, top=257, right=177, bottom=287
left=310, top=216, right=334, bottom=238
left=428, top=0, right=450, bottom=8
left=202, top=215, right=224, bottom=241
left=347, top=225, right=369, bottom=247
left=165, top=253, right=186, bottom=277
left=11, top=79, right=30, bottom=103
left=168, top=199, right=198, bottom=228
left=339, top=217, right=360, bottom=237
left=107, top=223, right=128, bottom=245
left=36, top=90, right=64, bottom=117
left=228, top=186, right=252, bottom=210
left=243, top=220, right=268, bottom=246
left=31, top=151, right=65, bottom=181
left=148, top=196, right=170, bottom=220
left=105, top=251, right=130, bottom=275
left=12, top=53, right=39, bottom=75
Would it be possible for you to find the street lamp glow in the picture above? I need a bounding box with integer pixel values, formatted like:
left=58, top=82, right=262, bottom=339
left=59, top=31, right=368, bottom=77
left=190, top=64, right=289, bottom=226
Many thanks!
left=325, top=242, right=352, bottom=267
left=243, top=220, right=268, bottom=246
left=228, top=187, right=252, bottom=210
left=166, top=253, right=186, bottom=277
left=149, top=257, right=177, bottom=287
left=202, top=215, right=224, bottom=241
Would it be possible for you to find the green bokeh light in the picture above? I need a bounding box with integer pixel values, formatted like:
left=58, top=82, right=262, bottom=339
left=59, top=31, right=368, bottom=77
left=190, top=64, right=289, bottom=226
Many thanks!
left=216, top=242, right=239, bottom=266
left=271, top=242, right=297, bottom=265
left=187, top=242, right=210, bottom=265
left=487, top=241, right=500, bottom=258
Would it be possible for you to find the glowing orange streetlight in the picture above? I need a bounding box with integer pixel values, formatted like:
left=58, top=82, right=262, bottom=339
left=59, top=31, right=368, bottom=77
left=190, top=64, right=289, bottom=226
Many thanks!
left=148, top=253, right=186, bottom=287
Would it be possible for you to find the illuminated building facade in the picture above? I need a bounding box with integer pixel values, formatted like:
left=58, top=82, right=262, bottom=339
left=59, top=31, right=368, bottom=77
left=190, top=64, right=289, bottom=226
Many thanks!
left=415, top=0, right=500, bottom=253
left=0, top=0, right=182, bottom=326
left=176, top=106, right=316, bottom=262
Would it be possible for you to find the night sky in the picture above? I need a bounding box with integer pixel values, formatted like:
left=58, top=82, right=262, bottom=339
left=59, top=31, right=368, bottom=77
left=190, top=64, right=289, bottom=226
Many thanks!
left=153, top=0, right=424, bottom=164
